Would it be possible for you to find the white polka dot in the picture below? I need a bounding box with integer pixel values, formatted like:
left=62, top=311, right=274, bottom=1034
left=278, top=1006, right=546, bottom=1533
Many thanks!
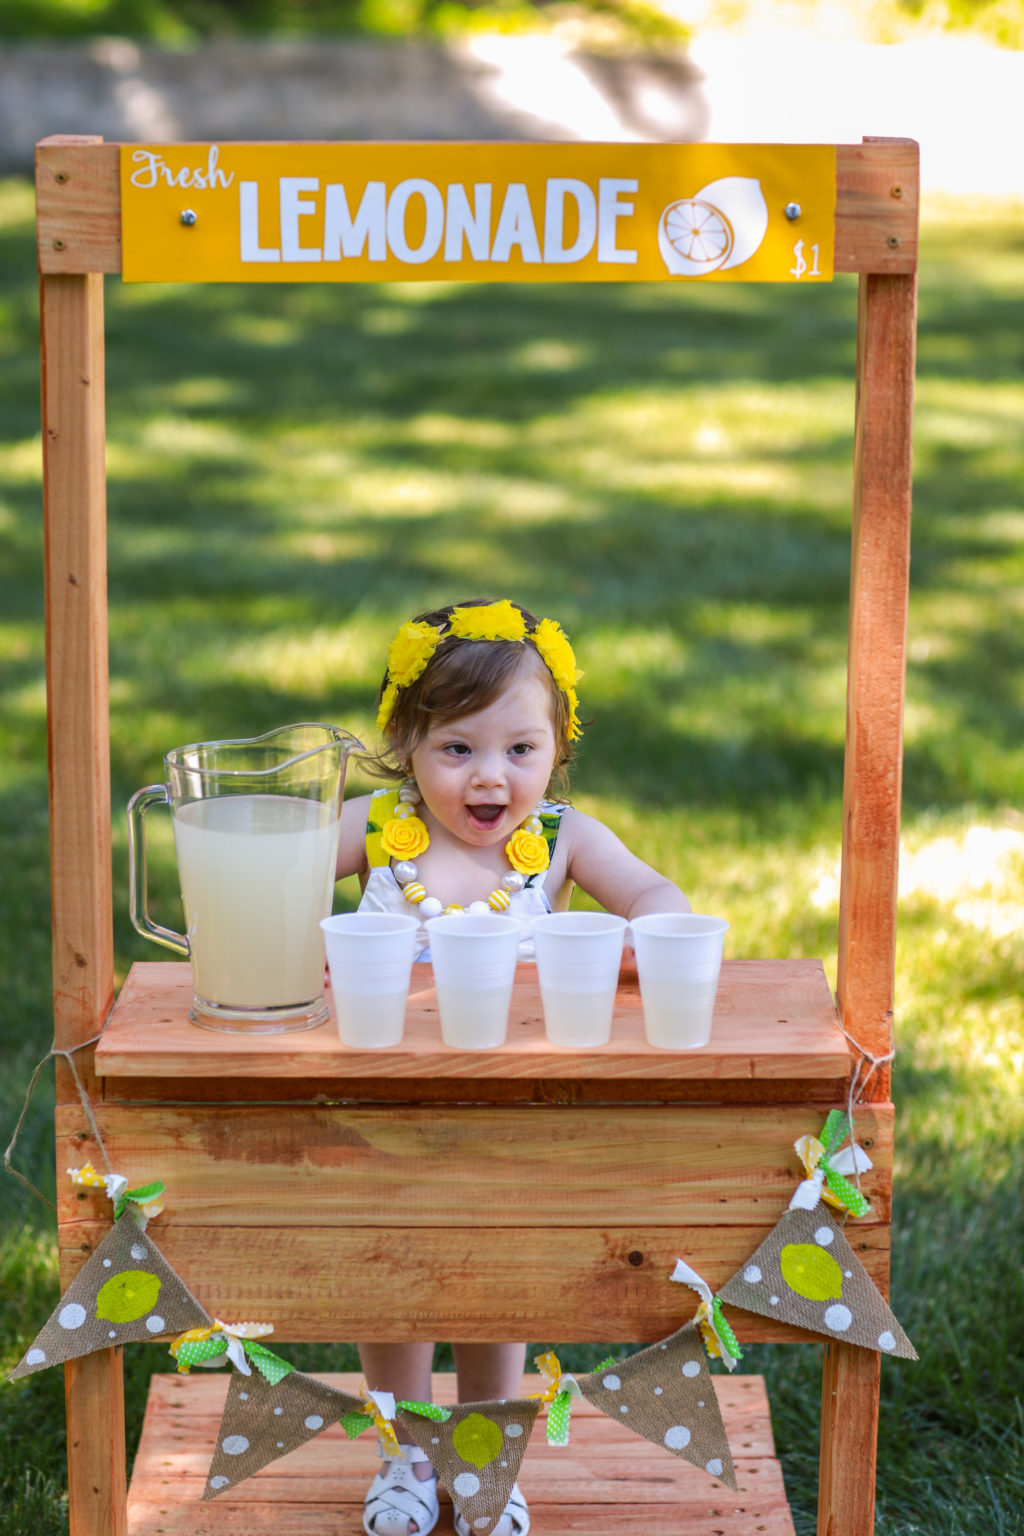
left=706, top=1458, right=723, bottom=1476
left=59, top=1303, right=87, bottom=1330
left=619, top=1404, right=629, bottom=1413
left=504, top=1423, right=524, bottom=1438
left=664, top=1425, right=691, bottom=1450
left=743, top=1264, right=762, bottom=1283
left=660, top=1343, right=668, bottom=1349
left=814, top=1226, right=835, bottom=1247
left=431, top=1437, right=439, bottom=1444
left=845, top=1269, right=853, bottom=1277
left=108, top=1330, right=116, bottom=1338
left=277, top=1441, right=284, bottom=1448
left=602, top=1374, right=621, bottom=1391
left=209, top=1475, right=229, bottom=1489
left=824, top=1304, right=853, bottom=1332
left=697, top=1400, right=705, bottom=1408
left=222, top=1435, right=249, bottom=1455
left=878, top=1331, right=897, bottom=1352
left=654, top=1386, right=663, bottom=1395
left=681, top=1360, right=700, bottom=1378
left=145, top=1315, right=165, bottom=1334
left=102, top=1259, right=112, bottom=1268
left=452, top=1473, right=481, bottom=1497
left=130, top=1244, right=147, bottom=1261
left=239, top=1393, right=249, bottom=1401
left=769, top=1295, right=780, bottom=1305
left=273, top=1406, right=283, bottom=1415
left=474, top=1521, right=490, bottom=1531
left=26, top=1348, right=46, bottom=1366
left=304, top=1415, right=324, bottom=1431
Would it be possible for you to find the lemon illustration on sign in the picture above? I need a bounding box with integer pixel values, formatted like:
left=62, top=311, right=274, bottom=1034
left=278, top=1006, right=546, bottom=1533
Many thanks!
left=451, top=1413, right=503, bottom=1469
left=779, top=1243, right=843, bottom=1301
left=95, top=1269, right=162, bottom=1323
left=662, top=199, right=733, bottom=269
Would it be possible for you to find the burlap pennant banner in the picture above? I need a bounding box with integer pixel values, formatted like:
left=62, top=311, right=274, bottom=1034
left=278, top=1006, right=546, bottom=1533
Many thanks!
left=718, top=1206, right=917, bottom=1358
left=576, top=1323, right=738, bottom=1490
left=8, top=1212, right=210, bottom=1380
left=397, top=1397, right=542, bottom=1533
left=204, top=1367, right=367, bottom=1499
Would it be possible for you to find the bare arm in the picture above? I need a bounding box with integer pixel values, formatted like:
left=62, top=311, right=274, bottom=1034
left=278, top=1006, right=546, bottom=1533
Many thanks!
left=336, top=791, right=373, bottom=881
left=559, top=809, right=691, bottom=919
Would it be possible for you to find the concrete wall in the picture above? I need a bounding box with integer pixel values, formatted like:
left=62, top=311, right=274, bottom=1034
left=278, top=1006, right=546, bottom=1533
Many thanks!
left=0, top=36, right=709, bottom=171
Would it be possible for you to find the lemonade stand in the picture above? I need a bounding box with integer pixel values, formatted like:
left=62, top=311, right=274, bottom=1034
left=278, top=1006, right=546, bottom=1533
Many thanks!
left=35, top=132, right=917, bottom=1536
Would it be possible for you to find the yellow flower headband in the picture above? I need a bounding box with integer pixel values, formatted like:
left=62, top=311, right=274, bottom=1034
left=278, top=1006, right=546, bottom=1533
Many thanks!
left=376, top=600, right=583, bottom=741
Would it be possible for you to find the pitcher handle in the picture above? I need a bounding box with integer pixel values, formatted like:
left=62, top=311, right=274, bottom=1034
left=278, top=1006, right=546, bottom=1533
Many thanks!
left=127, top=784, right=189, bottom=958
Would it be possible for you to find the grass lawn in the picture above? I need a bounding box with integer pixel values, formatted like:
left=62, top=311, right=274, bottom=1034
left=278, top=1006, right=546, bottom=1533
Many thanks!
left=0, top=179, right=1022, bottom=1534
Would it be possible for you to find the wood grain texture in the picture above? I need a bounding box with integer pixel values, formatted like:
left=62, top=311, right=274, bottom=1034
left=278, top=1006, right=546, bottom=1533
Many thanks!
left=837, top=268, right=917, bottom=1099
left=94, top=958, right=848, bottom=1085
left=41, top=266, right=114, bottom=1079
left=125, top=1371, right=796, bottom=1535
left=56, top=1219, right=892, bottom=1342
left=36, top=138, right=916, bottom=277
left=65, top=1350, right=127, bottom=1536
left=56, top=1101, right=893, bottom=1229
left=818, top=1342, right=881, bottom=1536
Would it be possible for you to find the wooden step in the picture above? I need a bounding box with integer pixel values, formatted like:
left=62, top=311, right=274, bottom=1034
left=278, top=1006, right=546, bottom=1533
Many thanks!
left=126, top=1371, right=796, bottom=1536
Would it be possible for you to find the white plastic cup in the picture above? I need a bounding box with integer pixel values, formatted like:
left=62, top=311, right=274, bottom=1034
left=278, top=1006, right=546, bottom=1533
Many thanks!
left=320, top=913, right=420, bottom=1048
left=532, top=911, right=628, bottom=1048
left=425, top=914, right=520, bottom=1051
left=630, top=914, right=729, bottom=1050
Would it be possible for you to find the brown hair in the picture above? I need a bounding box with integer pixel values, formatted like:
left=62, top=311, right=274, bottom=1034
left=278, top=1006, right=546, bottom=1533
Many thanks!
left=368, top=599, right=577, bottom=791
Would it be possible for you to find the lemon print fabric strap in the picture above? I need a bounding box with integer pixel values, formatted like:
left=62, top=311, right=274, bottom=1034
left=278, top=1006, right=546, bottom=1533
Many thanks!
left=376, top=601, right=583, bottom=741
left=365, top=788, right=402, bottom=868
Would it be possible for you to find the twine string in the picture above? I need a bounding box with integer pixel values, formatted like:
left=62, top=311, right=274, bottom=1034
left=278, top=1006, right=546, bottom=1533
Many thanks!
left=840, top=1025, right=896, bottom=1198
left=3, top=1034, right=109, bottom=1213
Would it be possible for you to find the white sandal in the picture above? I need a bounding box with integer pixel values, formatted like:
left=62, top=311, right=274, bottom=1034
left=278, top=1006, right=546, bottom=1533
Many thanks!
left=453, top=1483, right=530, bottom=1536
left=363, top=1442, right=439, bottom=1536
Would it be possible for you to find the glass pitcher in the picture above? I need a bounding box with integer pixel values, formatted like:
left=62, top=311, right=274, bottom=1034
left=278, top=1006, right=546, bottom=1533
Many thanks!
left=128, top=723, right=363, bottom=1033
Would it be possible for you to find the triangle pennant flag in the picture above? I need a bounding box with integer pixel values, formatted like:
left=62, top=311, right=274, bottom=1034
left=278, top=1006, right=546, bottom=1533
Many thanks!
left=397, top=1397, right=541, bottom=1534
left=576, top=1324, right=738, bottom=1491
left=718, top=1206, right=917, bottom=1358
left=204, top=1368, right=367, bottom=1498
left=8, top=1212, right=211, bottom=1380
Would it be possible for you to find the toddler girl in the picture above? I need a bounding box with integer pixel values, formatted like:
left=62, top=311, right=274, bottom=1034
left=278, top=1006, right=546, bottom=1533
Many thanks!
left=334, top=598, right=690, bottom=1536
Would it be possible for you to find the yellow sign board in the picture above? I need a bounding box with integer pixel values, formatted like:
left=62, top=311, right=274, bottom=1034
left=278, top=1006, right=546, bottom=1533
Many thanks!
left=121, top=143, right=836, bottom=285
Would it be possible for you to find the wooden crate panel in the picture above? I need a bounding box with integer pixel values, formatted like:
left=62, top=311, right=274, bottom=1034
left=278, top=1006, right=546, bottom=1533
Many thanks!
left=94, top=958, right=847, bottom=1085
left=127, top=1373, right=795, bottom=1536
left=57, top=1221, right=892, bottom=1341
left=57, top=1101, right=892, bottom=1229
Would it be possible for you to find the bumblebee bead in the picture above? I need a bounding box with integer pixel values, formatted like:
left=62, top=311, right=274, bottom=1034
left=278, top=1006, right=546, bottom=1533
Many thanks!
left=402, top=882, right=427, bottom=905
left=488, top=887, right=512, bottom=911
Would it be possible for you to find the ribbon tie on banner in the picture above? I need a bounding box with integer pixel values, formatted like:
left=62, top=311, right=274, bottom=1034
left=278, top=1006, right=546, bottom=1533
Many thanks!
left=339, top=1385, right=404, bottom=1457
left=67, top=1162, right=165, bottom=1224
left=530, top=1351, right=583, bottom=1445
left=170, top=1319, right=290, bottom=1382
left=669, top=1260, right=742, bottom=1370
left=791, top=1110, right=872, bottom=1217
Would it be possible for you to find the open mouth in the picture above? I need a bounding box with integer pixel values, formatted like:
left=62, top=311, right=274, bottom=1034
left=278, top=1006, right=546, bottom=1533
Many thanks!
left=466, top=803, right=506, bottom=828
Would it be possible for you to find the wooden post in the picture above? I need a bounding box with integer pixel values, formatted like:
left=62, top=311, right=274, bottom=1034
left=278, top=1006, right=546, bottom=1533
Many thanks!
left=39, top=132, right=125, bottom=1536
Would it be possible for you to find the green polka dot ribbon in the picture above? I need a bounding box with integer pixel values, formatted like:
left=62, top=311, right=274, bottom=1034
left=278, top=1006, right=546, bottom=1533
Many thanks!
left=243, top=1339, right=293, bottom=1385
left=818, top=1111, right=871, bottom=1217
left=711, top=1298, right=742, bottom=1364
left=174, top=1334, right=228, bottom=1371
left=113, top=1180, right=166, bottom=1221
left=397, top=1400, right=452, bottom=1421
left=546, top=1390, right=573, bottom=1446
left=340, top=1410, right=374, bottom=1441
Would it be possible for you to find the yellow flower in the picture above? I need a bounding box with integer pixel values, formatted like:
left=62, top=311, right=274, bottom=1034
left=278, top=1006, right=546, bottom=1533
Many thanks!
left=531, top=618, right=582, bottom=693
left=386, top=621, right=444, bottom=688
left=376, top=681, right=399, bottom=732
left=381, top=814, right=430, bottom=860
left=506, top=829, right=549, bottom=876
left=449, top=600, right=526, bottom=643
left=564, top=686, right=582, bottom=742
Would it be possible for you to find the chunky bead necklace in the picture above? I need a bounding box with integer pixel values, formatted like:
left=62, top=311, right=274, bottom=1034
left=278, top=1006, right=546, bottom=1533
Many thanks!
left=379, top=780, right=550, bottom=919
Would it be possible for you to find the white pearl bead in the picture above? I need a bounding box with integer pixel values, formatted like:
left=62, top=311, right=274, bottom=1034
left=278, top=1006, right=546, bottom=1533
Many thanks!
left=419, top=897, right=444, bottom=918
left=502, top=871, right=526, bottom=893
left=467, top=901, right=490, bottom=916
left=393, top=860, right=419, bottom=887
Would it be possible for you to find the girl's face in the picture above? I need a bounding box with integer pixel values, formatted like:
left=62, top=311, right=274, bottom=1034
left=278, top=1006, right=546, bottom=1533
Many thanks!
left=408, top=661, right=558, bottom=849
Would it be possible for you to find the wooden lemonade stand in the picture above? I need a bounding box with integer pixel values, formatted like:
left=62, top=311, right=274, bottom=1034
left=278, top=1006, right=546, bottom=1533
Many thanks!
left=35, top=133, right=917, bottom=1536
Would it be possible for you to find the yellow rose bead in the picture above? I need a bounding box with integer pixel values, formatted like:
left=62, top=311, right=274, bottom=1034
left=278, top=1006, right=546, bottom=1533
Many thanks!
left=505, top=829, right=549, bottom=876
left=381, top=814, right=430, bottom=860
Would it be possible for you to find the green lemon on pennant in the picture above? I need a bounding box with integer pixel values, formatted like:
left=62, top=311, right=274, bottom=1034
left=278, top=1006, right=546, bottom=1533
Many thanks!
left=451, top=1413, right=503, bottom=1469
left=95, top=1269, right=162, bottom=1323
left=779, top=1243, right=843, bottom=1301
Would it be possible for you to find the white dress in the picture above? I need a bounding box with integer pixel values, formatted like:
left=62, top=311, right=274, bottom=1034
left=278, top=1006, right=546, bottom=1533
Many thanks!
left=357, top=787, right=568, bottom=960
